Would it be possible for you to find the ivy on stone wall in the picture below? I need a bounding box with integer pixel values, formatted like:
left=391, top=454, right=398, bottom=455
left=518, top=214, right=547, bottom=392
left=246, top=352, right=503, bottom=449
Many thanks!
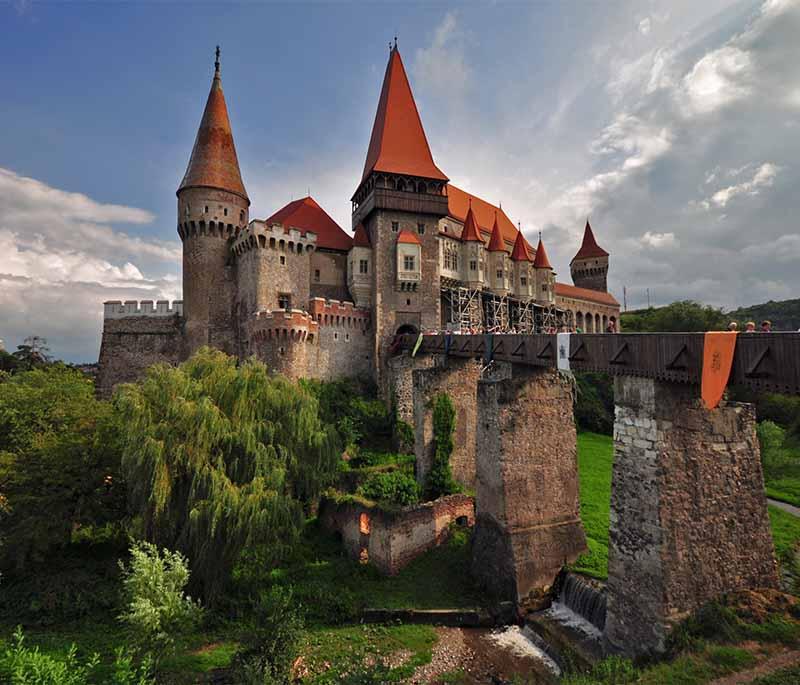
left=425, top=393, right=459, bottom=500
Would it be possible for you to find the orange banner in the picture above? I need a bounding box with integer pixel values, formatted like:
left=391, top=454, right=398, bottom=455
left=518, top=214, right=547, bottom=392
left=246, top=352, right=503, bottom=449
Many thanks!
left=701, top=331, right=738, bottom=409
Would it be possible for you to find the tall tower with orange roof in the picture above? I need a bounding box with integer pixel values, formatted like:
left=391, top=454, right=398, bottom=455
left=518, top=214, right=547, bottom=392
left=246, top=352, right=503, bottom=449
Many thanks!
left=177, top=47, right=250, bottom=356
left=570, top=220, right=609, bottom=293
left=351, top=43, right=450, bottom=379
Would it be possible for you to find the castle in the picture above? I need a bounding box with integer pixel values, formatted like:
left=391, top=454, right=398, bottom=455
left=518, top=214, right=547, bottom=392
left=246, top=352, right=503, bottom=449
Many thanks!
left=97, top=46, right=619, bottom=396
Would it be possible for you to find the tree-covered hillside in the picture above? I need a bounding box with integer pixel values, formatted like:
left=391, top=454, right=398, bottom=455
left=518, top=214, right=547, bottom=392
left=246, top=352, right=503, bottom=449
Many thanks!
left=727, top=298, right=800, bottom=331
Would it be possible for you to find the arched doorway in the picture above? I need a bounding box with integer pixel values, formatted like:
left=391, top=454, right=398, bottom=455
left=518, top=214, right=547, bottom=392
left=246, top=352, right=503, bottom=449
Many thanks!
left=576, top=312, right=584, bottom=332
left=396, top=324, right=419, bottom=336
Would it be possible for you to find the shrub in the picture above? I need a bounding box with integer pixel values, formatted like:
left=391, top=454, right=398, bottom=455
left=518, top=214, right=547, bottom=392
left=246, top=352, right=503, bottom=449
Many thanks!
left=0, top=626, right=99, bottom=685
left=574, top=372, right=614, bottom=435
left=232, top=586, right=305, bottom=685
left=424, top=393, right=459, bottom=500
left=394, top=419, right=414, bottom=455
left=118, top=540, right=203, bottom=663
left=358, top=471, right=420, bottom=507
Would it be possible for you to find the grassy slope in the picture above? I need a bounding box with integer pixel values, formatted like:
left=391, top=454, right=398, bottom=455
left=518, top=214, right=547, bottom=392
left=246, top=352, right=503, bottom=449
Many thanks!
left=573, top=432, right=800, bottom=580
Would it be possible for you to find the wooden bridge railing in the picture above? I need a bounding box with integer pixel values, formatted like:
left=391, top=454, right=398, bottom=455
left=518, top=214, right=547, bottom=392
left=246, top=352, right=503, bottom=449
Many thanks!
left=396, top=332, right=800, bottom=395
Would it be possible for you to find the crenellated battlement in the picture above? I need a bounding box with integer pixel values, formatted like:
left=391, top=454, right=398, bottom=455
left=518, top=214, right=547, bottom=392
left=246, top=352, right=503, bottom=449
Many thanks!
left=246, top=308, right=319, bottom=344
left=231, top=220, right=318, bottom=257
left=104, top=300, right=184, bottom=319
left=310, top=298, right=371, bottom=329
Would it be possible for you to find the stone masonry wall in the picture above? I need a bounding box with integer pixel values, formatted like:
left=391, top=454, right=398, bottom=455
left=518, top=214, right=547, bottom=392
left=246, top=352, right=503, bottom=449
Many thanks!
left=319, top=494, right=474, bottom=575
left=386, top=353, right=435, bottom=424
left=471, top=366, right=587, bottom=608
left=604, top=376, right=779, bottom=657
left=413, top=357, right=481, bottom=490
left=96, top=314, right=183, bottom=397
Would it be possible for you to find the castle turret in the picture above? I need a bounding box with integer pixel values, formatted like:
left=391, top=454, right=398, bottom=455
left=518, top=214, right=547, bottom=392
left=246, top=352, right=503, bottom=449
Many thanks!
left=460, top=201, right=485, bottom=289
left=177, top=47, right=249, bottom=356
left=351, top=43, right=449, bottom=383
left=510, top=227, right=533, bottom=300
left=533, top=233, right=555, bottom=305
left=348, top=223, right=373, bottom=308
left=486, top=213, right=510, bottom=295
left=570, top=220, right=609, bottom=292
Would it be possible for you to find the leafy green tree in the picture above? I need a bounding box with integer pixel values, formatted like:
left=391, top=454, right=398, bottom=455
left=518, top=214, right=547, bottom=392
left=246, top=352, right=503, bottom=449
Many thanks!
left=115, top=348, right=339, bottom=602
left=424, top=393, right=459, bottom=500
left=0, top=366, right=125, bottom=572
left=11, top=336, right=53, bottom=371
left=118, top=541, right=203, bottom=665
left=232, top=586, right=304, bottom=685
left=358, top=471, right=420, bottom=507
left=621, top=300, right=727, bottom=332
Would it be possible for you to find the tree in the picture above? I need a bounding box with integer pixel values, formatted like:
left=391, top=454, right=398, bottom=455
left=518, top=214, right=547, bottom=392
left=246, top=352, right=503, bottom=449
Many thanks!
left=0, top=365, right=125, bottom=572
left=621, top=300, right=727, bottom=332
left=424, top=393, right=459, bottom=500
left=115, top=348, right=339, bottom=603
left=12, top=336, right=53, bottom=371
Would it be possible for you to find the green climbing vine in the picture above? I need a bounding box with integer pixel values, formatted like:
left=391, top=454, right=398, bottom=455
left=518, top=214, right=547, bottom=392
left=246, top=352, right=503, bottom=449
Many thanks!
left=424, top=392, right=459, bottom=500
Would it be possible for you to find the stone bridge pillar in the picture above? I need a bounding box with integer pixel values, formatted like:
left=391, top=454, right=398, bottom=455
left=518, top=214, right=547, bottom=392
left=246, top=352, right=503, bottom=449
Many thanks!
left=413, top=357, right=482, bottom=490
left=385, top=353, right=435, bottom=424
left=471, top=366, right=587, bottom=608
left=604, top=376, right=778, bottom=657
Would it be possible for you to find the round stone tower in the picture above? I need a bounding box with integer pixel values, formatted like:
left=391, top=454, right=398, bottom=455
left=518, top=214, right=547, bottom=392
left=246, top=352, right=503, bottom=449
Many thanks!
left=177, top=47, right=249, bottom=356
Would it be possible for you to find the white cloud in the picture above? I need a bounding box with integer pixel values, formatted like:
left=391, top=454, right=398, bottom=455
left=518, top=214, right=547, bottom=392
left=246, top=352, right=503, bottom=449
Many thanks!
left=638, top=17, right=652, bottom=35
left=413, top=12, right=472, bottom=101
left=704, top=162, right=781, bottom=208
left=0, top=168, right=179, bottom=361
left=641, top=231, right=677, bottom=248
left=681, top=46, right=753, bottom=116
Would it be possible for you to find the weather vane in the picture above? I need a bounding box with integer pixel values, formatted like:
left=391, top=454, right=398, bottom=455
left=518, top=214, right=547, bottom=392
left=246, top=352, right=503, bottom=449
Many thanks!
left=215, top=45, right=220, bottom=72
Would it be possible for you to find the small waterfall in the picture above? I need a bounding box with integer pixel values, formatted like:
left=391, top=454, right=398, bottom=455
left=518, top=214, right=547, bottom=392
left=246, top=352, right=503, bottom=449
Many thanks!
left=557, top=574, right=607, bottom=631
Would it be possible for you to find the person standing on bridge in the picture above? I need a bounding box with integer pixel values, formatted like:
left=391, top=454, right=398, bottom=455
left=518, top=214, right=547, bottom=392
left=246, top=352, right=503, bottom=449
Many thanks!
left=745, top=321, right=756, bottom=333
left=761, top=320, right=772, bottom=333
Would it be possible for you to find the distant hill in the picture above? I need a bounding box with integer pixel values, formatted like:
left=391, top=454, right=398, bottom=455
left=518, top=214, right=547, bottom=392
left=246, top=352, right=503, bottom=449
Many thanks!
left=727, top=299, right=800, bottom=331
left=620, top=298, right=800, bottom=332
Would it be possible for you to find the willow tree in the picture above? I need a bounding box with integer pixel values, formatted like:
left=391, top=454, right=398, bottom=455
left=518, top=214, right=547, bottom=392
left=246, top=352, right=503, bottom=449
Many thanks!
left=115, top=348, right=339, bottom=603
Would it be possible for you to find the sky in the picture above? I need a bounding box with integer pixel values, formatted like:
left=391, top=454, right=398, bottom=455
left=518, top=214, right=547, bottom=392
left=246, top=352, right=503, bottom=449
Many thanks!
left=1, top=0, right=798, bottom=361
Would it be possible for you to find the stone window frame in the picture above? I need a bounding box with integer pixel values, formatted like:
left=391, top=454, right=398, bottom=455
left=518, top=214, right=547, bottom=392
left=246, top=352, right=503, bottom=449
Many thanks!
left=359, top=259, right=369, bottom=274
left=470, top=259, right=477, bottom=271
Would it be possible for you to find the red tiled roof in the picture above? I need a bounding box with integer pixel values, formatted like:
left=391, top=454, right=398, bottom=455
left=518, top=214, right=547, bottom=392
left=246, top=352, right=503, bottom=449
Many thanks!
left=397, top=229, right=421, bottom=245
left=178, top=62, right=248, bottom=202
left=533, top=236, right=553, bottom=269
left=360, top=47, right=448, bottom=184
left=460, top=204, right=484, bottom=243
left=487, top=213, right=508, bottom=252
left=572, top=221, right=609, bottom=262
left=446, top=185, right=517, bottom=247
left=510, top=230, right=533, bottom=262
left=555, top=282, right=619, bottom=307
left=352, top=223, right=371, bottom=248
left=265, top=196, right=352, bottom=251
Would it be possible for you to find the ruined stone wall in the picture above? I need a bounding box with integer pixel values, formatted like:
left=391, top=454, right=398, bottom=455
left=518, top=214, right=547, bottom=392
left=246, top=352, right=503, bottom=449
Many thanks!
left=386, top=353, right=435, bottom=424
left=604, top=376, right=778, bottom=657
left=319, top=494, right=474, bottom=575
left=413, top=357, right=481, bottom=490
left=96, top=302, right=184, bottom=397
left=471, top=366, right=587, bottom=608
left=310, top=249, right=350, bottom=301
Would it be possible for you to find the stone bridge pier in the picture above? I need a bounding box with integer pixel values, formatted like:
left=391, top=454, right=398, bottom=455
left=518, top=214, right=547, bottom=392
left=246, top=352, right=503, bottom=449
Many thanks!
left=469, top=366, right=587, bottom=608
left=604, top=376, right=779, bottom=657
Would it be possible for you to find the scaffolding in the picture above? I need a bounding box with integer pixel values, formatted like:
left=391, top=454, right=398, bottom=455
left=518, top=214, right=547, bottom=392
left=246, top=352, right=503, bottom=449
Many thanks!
left=483, top=292, right=509, bottom=332
left=511, top=298, right=535, bottom=333
left=441, top=285, right=482, bottom=331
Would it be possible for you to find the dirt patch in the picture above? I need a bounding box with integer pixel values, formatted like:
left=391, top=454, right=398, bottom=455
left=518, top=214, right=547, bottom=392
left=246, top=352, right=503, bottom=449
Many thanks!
left=709, top=647, right=800, bottom=685
left=722, top=589, right=798, bottom=624
left=192, top=641, right=226, bottom=655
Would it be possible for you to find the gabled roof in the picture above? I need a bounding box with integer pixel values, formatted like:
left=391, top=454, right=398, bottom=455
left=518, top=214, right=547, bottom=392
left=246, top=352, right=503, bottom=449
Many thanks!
left=460, top=203, right=485, bottom=243
left=510, top=230, right=533, bottom=262
left=397, top=229, right=421, bottom=245
left=360, top=47, right=448, bottom=184
left=178, top=55, right=248, bottom=202
left=352, top=223, right=371, bottom=248
left=446, top=185, right=517, bottom=247
left=533, top=236, right=553, bottom=269
left=555, top=282, right=619, bottom=307
left=572, top=221, right=609, bottom=262
left=265, top=196, right=352, bottom=251
left=487, top=213, right=508, bottom=252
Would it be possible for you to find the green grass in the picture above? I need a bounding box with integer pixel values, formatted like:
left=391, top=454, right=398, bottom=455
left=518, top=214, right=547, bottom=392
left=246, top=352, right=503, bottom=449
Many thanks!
left=573, top=432, right=614, bottom=579
left=301, top=623, right=437, bottom=683
left=573, top=432, right=800, bottom=581
left=753, top=664, right=800, bottom=684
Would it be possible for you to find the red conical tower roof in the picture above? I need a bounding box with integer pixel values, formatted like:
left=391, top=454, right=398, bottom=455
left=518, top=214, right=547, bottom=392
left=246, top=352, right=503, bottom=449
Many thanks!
left=178, top=48, right=248, bottom=202
left=533, top=234, right=553, bottom=269
left=510, top=229, right=533, bottom=262
left=487, top=213, right=508, bottom=252
left=460, top=202, right=485, bottom=243
left=352, top=223, right=371, bottom=248
left=571, top=220, right=608, bottom=262
left=360, top=46, right=448, bottom=184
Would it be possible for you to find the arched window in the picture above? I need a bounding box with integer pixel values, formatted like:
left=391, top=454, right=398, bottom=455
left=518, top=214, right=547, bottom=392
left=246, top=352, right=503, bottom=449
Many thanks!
left=397, top=178, right=407, bottom=192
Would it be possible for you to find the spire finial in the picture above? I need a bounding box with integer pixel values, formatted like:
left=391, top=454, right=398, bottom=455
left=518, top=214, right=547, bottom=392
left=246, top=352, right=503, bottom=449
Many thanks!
left=214, top=45, right=220, bottom=75
left=394, top=36, right=398, bottom=49
left=539, top=230, right=542, bottom=240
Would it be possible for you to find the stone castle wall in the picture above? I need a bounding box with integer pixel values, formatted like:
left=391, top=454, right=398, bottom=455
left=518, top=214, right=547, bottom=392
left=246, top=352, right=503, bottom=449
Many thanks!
left=96, top=301, right=184, bottom=397
left=319, top=493, right=474, bottom=575
left=311, top=249, right=350, bottom=301
left=604, top=376, right=779, bottom=656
